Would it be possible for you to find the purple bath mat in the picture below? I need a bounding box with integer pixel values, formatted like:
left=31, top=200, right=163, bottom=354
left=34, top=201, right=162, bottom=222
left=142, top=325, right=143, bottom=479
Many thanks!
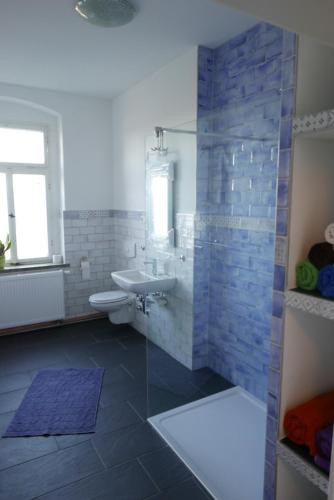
left=2, top=368, right=104, bottom=437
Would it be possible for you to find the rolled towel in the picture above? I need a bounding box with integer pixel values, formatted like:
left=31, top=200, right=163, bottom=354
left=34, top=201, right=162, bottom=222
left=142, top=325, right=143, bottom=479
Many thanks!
left=317, top=265, right=334, bottom=298
left=316, top=424, right=333, bottom=460
left=314, top=455, right=331, bottom=474
left=296, top=260, right=318, bottom=290
left=309, top=242, right=334, bottom=270
left=284, top=391, right=334, bottom=456
left=314, top=454, right=331, bottom=474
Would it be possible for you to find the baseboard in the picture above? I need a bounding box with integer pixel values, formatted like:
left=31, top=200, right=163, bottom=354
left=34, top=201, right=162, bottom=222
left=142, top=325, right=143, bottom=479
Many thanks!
left=0, top=312, right=107, bottom=337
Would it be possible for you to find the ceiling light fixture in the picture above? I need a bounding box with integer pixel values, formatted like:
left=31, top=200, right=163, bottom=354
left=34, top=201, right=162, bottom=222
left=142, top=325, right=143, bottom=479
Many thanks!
left=75, top=0, right=136, bottom=28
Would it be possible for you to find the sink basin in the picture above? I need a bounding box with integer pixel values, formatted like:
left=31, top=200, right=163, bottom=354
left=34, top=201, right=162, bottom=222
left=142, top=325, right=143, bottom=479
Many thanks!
left=111, top=269, right=176, bottom=294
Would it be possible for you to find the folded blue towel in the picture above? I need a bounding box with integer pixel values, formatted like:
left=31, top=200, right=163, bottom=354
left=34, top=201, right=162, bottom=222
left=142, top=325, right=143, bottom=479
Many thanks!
left=317, top=265, right=334, bottom=298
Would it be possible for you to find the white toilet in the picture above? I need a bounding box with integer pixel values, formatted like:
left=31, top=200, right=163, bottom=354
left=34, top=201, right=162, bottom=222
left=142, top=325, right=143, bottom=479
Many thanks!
left=89, top=290, right=135, bottom=324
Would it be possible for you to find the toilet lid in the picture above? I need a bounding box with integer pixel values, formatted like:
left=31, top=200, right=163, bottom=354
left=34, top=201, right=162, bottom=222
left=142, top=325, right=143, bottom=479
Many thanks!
left=89, top=291, right=128, bottom=304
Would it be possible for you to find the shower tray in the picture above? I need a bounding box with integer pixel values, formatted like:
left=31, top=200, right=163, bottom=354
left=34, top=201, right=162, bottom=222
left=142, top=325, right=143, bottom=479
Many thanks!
left=148, top=386, right=267, bottom=500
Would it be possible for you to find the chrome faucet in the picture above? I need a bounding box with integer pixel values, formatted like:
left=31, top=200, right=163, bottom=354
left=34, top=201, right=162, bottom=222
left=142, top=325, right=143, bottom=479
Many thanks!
left=144, top=258, right=158, bottom=276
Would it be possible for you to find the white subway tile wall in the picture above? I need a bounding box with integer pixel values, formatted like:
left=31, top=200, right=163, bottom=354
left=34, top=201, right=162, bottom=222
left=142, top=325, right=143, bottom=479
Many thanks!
left=63, top=210, right=195, bottom=368
left=64, top=211, right=116, bottom=317
left=145, top=213, right=194, bottom=368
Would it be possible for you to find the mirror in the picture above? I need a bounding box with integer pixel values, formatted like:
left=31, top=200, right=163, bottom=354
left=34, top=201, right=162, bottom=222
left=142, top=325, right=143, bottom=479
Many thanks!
left=146, top=159, right=174, bottom=248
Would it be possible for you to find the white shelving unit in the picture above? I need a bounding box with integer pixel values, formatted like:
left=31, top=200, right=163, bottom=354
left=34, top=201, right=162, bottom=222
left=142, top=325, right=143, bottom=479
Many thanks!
left=285, top=290, right=334, bottom=321
left=293, top=109, right=334, bottom=137
left=276, top=34, right=334, bottom=500
left=277, top=440, right=329, bottom=494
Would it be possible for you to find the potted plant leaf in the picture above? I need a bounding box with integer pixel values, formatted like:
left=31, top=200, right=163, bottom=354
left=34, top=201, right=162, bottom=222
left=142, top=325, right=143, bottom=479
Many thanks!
left=0, top=235, right=11, bottom=269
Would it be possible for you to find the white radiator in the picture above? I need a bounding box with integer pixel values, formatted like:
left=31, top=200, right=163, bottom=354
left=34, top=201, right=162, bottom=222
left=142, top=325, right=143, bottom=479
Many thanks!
left=0, top=270, right=65, bottom=329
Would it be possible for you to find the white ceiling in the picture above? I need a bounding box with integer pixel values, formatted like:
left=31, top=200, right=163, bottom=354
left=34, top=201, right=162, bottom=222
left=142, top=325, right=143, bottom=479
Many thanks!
left=0, top=0, right=257, bottom=98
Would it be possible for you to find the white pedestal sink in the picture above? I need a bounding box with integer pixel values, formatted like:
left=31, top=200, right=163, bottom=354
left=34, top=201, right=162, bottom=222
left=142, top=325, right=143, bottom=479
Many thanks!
left=111, top=269, right=176, bottom=294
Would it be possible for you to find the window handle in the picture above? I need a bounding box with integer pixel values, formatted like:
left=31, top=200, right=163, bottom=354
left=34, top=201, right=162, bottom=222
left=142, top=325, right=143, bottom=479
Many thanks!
left=8, top=212, right=15, bottom=218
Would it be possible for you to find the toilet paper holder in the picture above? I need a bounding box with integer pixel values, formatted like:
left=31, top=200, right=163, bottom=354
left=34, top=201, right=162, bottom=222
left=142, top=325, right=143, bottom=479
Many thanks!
left=80, top=257, right=90, bottom=280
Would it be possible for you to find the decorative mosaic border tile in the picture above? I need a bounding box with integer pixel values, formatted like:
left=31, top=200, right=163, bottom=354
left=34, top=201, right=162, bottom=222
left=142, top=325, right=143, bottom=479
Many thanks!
left=285, top=290, right=334, bottom=321
left=275, top=237, right=288, bottom=266
left=63, top=209, right=113, bottom=219
left=176, top=213, right=195, bottom=239
left=111, top=209, right=145, bottom=221
left=63, top=209, right=145, bottom=221
left=195, top=214, right=275, bottom=233
left=293, top=109, right=334, bottom=135
left=277, top=441, right=328, bottom=494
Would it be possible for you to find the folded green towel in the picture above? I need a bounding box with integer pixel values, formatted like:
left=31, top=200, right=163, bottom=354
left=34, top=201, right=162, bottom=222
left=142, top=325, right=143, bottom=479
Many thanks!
left=296, top=260, right=318, bottom=290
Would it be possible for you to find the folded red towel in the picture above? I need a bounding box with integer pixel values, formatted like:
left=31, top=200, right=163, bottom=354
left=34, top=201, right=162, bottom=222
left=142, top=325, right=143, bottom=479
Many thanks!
left=284, top=391, right=334, bottom=456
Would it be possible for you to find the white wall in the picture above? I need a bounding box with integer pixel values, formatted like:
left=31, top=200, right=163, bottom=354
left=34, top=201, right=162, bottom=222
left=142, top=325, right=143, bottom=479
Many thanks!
left=0, top=48, right=198, bottom=213
left=111, top=48, right=198, bottom=212
left=296, top=36, right=334, bottom=116
left=0, top=82, right=113, bottom=210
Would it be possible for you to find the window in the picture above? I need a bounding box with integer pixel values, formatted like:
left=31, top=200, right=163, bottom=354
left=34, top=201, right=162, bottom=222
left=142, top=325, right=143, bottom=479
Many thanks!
left=0, top=125, right=51, bottom=263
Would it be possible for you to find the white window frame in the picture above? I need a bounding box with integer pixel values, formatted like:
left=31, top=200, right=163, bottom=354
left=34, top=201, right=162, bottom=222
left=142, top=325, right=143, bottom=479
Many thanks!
left=0, top=122, right=54, bottom=264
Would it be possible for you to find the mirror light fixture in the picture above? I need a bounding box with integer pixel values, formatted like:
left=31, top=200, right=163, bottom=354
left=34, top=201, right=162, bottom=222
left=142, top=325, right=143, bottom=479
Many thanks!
left=75, top=0, right=136, bottom=28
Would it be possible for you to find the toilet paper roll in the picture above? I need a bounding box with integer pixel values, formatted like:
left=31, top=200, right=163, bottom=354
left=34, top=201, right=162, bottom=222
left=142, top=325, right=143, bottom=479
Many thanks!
left=325, top=223, right=334, bottom=245
left=81, top=258, right=90, bottom=280
left=52, top=254, right=63, bottom=265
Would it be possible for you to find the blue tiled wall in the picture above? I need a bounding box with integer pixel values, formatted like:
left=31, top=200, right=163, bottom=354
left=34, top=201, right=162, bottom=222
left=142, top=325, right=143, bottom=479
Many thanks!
left=194, top=22, right=297, bottom=500
left=194, top=23, right=286, bottom=401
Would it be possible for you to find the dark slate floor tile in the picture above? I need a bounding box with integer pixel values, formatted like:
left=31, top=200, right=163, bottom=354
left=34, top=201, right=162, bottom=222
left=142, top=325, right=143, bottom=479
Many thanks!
left=0, top=434, right=58, bottom=471
left=93, top=400, right=141, bottom=435
left=0, top=319, right=225, bottom=500
left=193, top=371, right=234, bottom=396
left=92, top=322, right=139, bottom=342
left=139, top=447, right=191, bottom=490
left=66, top=319, right=111, bottom=337
left=52, top=321, right=102, bottom=339
left=147, top=343, right=212, bottom=390
left=91, top=327, right=121, bottom=342
left=0, top=372, right=31, bottom=395
left=100, top=366, right=146, bottom=407
left=150, top=478, right=211, bottom=499
left=41, top=326, right=96, bottom=343
left=147, top=368, right=206, bottom=416
left=121, top=347, right=147, bottom=380
left=0, top=348, right=69, bottom=377
left=127, top=392, right=148, bottom=420
left=0, top=330, right=58, bottom=351
left=54, top=432, right=91, bottom=450
left=0, top=411, right=14, bottom=433
left=67, top=326, right=99, bottom=340
left=92, top=422, right=166, bottom=468
left=90, top=348, right=129, bottom=371
left=28, top=356, right=97, bottom=379
left=101, top=363, right=134, bottom=385
left=56, top=400, right=140, bottom=449
left=9, top=329, right=73, bottom=349
left=55, top=336, right=97, bottom=355
left=147, top=385, right=193, bottom=418
left=117, top=331, right=146, bottom=350
left=147, top=345, right=206, bottom=400
left=37, top=460, right=158, bottom=500
left=0, top=441, right=103, bottom=500
left=0, top=388, right=27, bottom=414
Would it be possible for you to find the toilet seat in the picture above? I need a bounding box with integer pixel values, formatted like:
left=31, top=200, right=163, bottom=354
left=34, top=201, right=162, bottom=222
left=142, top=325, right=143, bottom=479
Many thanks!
left=89, top=290, right=128, bottom=305
left=89, top=290, right=134, bottom=325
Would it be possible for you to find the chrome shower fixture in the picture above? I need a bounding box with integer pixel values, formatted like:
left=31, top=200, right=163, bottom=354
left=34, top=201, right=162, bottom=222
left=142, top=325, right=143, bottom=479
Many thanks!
left=151, top=127, right=168, bottom=154
left=75, top=0, right=136, bottom=28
